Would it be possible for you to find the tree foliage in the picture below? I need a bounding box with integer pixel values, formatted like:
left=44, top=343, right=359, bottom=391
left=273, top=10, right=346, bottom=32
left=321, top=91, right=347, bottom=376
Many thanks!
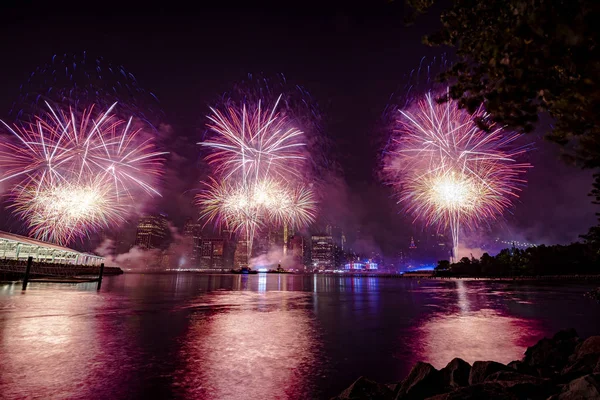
left=408, top=0, right=600, bottom=238
left=436, top=243, right=600, bottom=276
left=409, top=0, right=599, bottom=157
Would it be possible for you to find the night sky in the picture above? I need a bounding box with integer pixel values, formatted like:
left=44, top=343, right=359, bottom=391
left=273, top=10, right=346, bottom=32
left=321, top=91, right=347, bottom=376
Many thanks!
left=0, top=1, right=595, bottom=258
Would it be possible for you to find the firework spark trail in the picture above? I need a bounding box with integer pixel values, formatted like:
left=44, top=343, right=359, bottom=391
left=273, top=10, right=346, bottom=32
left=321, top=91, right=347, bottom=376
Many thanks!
left=197, top=96, right=316, bottom=261
left=202, top=95, right=306, bottom=182
left=0, top=103, right=167, bottom=245
left=385, top=91, right=530, bottom=261
left=197, top=178, right=316, bottom=235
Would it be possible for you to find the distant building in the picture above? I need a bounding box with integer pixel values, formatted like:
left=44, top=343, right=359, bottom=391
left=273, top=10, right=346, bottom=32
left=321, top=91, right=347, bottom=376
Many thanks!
left=311, top=234, right=334, bottom=270
left=326, top=225, right=346, bottom=251
left=183, top=219, right=202, bottom=268
left=344, top=260, right=378, bottom=270
left=199, top=237, right=225, bottom=269
left=135, top=214, right=169, bottom=250
left=289, top=235, right=304, bottom=267
left=233, top=239, right=249, bottom=268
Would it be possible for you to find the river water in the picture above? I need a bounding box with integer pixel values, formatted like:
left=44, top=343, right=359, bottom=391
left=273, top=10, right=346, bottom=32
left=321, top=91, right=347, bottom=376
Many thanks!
left=0, top=273, right=599, bottom=399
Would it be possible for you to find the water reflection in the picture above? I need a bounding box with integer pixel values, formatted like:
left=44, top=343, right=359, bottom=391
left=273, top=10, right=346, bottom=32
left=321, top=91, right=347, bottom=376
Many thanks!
left=0, top=287, right=102, bottom=399
left=1, top=274, right=597, bottom=400
left=412, top=280, right=544, bottom=368
left=175, top=292, right=321, bottom=400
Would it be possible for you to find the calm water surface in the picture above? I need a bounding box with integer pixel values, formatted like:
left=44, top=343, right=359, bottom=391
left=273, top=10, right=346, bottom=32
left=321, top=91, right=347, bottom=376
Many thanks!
left=1, top=273, right=599, bottom=399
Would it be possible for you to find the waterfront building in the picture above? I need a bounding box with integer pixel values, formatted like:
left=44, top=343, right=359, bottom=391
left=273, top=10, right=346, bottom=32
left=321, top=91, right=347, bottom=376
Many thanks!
left=311, top=234, right=334, bottom=270
left=183, top=219, right=202, bottom=268
left=233, top=239, right=249, bottom=268
left=289, top=235, right=304, bottom=267
left=135, top=214, right=169, bottom=250
left=198, top=237, right=225, bottom=269
left=344, top=260, right=378, bottom=270
left=0, top=231, right=104, bottom=266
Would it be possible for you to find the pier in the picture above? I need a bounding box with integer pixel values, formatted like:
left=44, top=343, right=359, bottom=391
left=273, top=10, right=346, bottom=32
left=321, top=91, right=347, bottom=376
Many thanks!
left=0, top=259, right=123, bottom=283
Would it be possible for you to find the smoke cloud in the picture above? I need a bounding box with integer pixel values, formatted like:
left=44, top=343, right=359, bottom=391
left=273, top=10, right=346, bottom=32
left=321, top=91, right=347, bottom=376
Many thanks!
left=95, top=223, right=193, bottom=270
left=248, top=245, right=303, bottom=270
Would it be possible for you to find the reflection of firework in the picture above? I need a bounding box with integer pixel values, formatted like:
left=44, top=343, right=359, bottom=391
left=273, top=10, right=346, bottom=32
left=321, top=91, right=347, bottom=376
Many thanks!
left=384, top=92, right=530, bottom=260
left=0, top=103, right=166, bottom=244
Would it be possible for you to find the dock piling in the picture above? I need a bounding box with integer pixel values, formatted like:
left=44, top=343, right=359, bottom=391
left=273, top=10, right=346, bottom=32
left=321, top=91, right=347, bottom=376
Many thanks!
left=22, top=256, right=33, bottom=290
left=97, top=263, right=105, bottom=291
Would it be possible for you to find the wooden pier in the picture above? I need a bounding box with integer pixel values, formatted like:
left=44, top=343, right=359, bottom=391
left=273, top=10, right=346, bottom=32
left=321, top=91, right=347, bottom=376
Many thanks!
left=0, top=260, right=123, bottom=284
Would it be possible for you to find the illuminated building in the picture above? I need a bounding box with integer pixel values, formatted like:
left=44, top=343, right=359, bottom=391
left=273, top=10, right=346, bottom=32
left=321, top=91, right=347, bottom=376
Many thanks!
left=233, top=239, right=249, bottom=268
left=183, top=219, right=202, bottom=267
left=135, top=214, right=169, bottom=250
left=199, top=237, right=225, bottom=269
left=0, top=231, right=104, bottom=266
left=289, top=235, right=304, bottom=266
left=326, top=225, right=346, bottom=251
left=311, top=234, right=334, bottom=270
left=344, top=260, right=378, bottom=270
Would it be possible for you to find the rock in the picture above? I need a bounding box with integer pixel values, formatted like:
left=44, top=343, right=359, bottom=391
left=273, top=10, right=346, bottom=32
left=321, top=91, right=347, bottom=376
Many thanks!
left=507, top=360, right=538, bottom=377
left=385, top=383, right=400, bottom=395
left=424, top=383, right=519, bottom=400
left=333, top=376, right=395, bottom=400
left=485, top=370, right=546, bottom=383
left=468, top=361, right=511, bottom=385
left=396, top=362, right=445, bottom=399
left=562, top=336, right=600, bottom=380
left=484, top=371, right=555, bottom=399
left=440, top=358, right=471, bottom=388
left=595, top=359, right=600, bottom=374
left=523, top=329, right=581, bottom=377
left=548, top=373, right=600, bottom=400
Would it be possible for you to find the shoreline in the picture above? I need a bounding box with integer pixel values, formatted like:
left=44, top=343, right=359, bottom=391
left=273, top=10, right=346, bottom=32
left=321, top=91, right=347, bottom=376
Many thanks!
left=333, top=329, right=600, bottom=399
left=120, top=270, right=600, bottom=282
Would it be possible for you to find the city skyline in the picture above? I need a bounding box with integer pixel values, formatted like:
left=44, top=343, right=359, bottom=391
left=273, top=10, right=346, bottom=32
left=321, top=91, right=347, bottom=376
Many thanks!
left=0, top=3, right=596, bottom=262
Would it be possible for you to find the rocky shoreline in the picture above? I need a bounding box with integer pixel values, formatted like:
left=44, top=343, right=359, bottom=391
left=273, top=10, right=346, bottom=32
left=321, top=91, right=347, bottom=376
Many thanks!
left=332, top=329, right=600, bottom=399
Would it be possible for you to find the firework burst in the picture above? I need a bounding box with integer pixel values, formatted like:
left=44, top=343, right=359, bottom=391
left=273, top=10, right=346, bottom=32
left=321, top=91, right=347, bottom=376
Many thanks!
left=385, top=91, right=530, bottom=260
left=197, top=96, right=317, bottom=260
left=0, top=102, right=167, bottom=245
left=202, top=95, right=306, bottom=182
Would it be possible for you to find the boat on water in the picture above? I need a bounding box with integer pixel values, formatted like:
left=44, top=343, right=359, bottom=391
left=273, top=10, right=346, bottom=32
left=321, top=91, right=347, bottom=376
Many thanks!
left=230, top=266, right=258, bottom=274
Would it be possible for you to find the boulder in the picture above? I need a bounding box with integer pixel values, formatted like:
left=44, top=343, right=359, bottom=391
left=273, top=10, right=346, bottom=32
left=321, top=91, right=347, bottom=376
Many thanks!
left=507, top=360, right=538, bottom=377
left=468, top=361, right=511, bottom=385
left=562, top=336, right=600, bottom=380
left=424, top=383, right=519, bottom=400
left=484, top=371, right=555, bottom=399
left=548, top=373, right=600, bottom=400
left=440, top=358, right=471, bottom=388
left=332, top=376, right=395, bottom=400
left=396, top=362, right=445, bottom=399
left=385, top=383, right=400, bottom=395
left=523, top=329, right=580, bottom=376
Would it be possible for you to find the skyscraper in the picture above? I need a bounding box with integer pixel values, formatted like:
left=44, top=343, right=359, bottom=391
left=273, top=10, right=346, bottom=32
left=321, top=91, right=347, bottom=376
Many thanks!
left=326, top=225, right=345, bottom=251
left=233, top=239, right=249, bottom=268
left=183, top=219, right=202, bottom=268
left=135, top=214, right=169, bottom=250
left=311, top=234, right=334, bottom=270
left=198, top=237, right=225, bottom=269
left=289, top=235, right=304, bottom=268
